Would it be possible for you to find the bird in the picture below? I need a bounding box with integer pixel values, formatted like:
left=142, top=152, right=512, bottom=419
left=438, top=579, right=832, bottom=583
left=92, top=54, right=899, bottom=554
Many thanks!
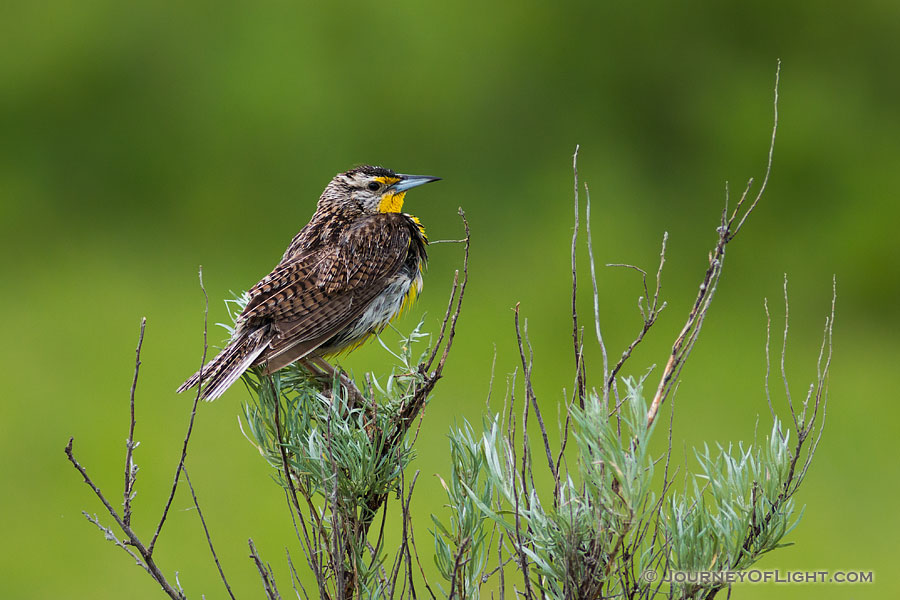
left=177, top=165, right=440, bottom=401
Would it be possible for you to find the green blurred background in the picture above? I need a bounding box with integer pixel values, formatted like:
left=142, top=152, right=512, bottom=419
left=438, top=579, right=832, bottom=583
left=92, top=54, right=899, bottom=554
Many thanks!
left=2, top=1, right=897, bottom=598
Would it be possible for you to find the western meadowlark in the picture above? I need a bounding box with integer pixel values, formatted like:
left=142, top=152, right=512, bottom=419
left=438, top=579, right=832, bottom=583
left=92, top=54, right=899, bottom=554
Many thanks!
left=177, top=165, right=440, bottom=401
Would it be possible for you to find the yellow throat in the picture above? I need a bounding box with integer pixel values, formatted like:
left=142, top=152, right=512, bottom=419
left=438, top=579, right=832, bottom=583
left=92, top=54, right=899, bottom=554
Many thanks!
left=378, top=191, right=407, bottom=213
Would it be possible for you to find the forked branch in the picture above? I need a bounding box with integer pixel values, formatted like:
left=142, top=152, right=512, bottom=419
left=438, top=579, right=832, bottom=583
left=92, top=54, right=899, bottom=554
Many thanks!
left=646, top=60, right=781, bottom=427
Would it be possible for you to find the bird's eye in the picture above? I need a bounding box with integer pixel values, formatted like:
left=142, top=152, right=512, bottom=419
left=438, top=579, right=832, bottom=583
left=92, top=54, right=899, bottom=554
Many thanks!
left=367, top=182, right=381, bottom=192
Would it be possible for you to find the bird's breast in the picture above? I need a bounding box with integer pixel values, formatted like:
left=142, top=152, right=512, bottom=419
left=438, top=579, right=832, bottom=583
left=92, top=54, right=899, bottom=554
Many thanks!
left=318, top=269, right=423, bottom=356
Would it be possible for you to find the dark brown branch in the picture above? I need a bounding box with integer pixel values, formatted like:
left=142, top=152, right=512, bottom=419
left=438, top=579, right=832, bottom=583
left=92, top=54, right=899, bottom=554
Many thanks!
left=424, top=271, right=458, bottom=373
left=510, top=479, right=535, bottom=600
left=184, top=466, right=236, bottom=600
left=520, top=357, right=531, bottom=504
left=388, top=470, right=420, bottom=598
left=324, top=211, right=470, bottom=583
left=124, top=316, right=146, bottom=527
left=65, top=439, right=185, bottom=600
left=149, top=267, right=209, bottom=554
left=249, top=538, right=283, bottom=600
left=286, top=549, right=311, bottom=600
left=433, top=208, right=470, bottom=377
left=514, top=305, right=558, bottom=484
left=446, top=536, right=472, bottom=600
left=270, top=376, right=329, bottom=600
left=407, top=479, right=439, bottom=600
left=399, top=208, right=469, bottom=427
left=497, top=521, right=506, bottom=600
left=322, top=400, right=353, bottom=600
left=423, top=208, right=469, bottom=374
left=65, top=313, right=190, bottom=600
left=606, top=233, right=668, bottom=397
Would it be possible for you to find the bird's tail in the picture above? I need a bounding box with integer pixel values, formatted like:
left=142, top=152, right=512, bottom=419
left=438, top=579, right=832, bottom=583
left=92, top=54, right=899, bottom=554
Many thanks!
left=177, top=328, right=272, bottom=401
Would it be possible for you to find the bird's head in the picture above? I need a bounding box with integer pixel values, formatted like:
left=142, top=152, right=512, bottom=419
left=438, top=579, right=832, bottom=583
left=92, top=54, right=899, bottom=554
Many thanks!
left=320, top=165, right=440, bottom=215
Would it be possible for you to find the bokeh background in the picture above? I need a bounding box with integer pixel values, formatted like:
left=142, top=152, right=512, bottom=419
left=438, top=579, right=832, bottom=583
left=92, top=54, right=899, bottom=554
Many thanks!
left=3, top=1, right=897, bottom=598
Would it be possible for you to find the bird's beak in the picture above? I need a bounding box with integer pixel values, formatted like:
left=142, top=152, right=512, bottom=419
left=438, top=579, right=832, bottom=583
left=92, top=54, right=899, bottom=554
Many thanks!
left=392, top=174, right=441, bottom=192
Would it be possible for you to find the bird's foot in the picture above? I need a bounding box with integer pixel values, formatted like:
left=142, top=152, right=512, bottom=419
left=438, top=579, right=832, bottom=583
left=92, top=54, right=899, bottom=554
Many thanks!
left=299, top=357, right=367, bottom=410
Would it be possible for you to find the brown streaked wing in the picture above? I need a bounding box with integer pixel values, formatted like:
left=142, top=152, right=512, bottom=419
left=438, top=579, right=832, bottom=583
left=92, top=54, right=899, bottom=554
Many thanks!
left=239, top=216, right=413, bottom=352
left=240, top=252, right=320, bottom=322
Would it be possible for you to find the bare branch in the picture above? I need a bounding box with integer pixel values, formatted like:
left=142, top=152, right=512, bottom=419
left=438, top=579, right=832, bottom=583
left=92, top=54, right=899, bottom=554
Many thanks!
left=780, top=274, right=799, bottom=430
left=424, top=270, right=458, bottom=373
left=400, top=208, right=469, bottom=428
left=124, top=317, right=146, bottom=527
left=446, top=536, right=472, bottom=600
left=514, top=306, right=558, bottom=485
left=606, top=233, right=668, bottom=395
left=83, top=511, right=149, bottom=573
left=184, top=466, right=236, bottom=600
left=270, top=377, right=329, bottom=600
left=250, top=538, right=283, bottom=600
left=571, top=145, right=587, bottom=408
left=150, top=267, right=209, bottom=554
left=763, top=297, right=780, bottom=429
left=707, top=275, right=834, bottom=600
left=286, top=549, right=311, bottom=600
left=65, top=438, right=185, bottom=600
left=388, top=470, right=420, bottom=598
left=647, top=62, right=781, bottom=427
left=434, top=208, right=470, bottom=377
left=584, top=181, right=611, bottom=406
left=407, top=480, right=439, bottom=600
left=732, top=59, right=780, bottom=239
left=424, top=207, right=470, bottom=376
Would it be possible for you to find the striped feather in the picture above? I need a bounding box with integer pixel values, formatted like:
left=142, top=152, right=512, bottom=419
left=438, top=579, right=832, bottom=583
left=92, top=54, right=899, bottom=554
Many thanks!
left=177, top=328, right=272, bottom=401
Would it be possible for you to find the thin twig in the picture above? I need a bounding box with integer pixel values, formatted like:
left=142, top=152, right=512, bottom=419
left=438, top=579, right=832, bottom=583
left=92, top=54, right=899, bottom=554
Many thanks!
left=286, top=549, right=311, bottom=600
left=647, top=61, right=780, bottom=427
left=65, top=439, right=185, bottom=600
left=571, top=145, right=586, bottom=408
left=514, top=306, right=558, bottom=484
left=446, top=536, right=472, bottom=600
left=705, top=272, right=834, bottom=600
left=82, top=511, right=149, bottom=572
left=584, top=181, right=612, bottom=408
left=184, top=466, right=237, bottom=600
left=424, top=208, right=469, bottom=374
left=732, top=60, right=780, bottom=239
left=762, top=297, right=783, bottom=435
left=497, top=518, right=506, bottom=600
left=124, top=317, right=146, bottom=527
left=250, top=538, right=283, bottom=600
left=434, top=209, right=470, bottom=376
left=424, top=271, right=459, bottom=373
left=408, top=485, right=439, bottom=600
left=270, top=376, right=328, bottom=600
left=780, top=274, right=798, bottom=429
left=606, top=233, right=668, bottom=395
left=401, top=209, right=469, bottom=427
left=149, top=267, right=209, bottom=554
left=388, top=470, right=419, bottom=598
